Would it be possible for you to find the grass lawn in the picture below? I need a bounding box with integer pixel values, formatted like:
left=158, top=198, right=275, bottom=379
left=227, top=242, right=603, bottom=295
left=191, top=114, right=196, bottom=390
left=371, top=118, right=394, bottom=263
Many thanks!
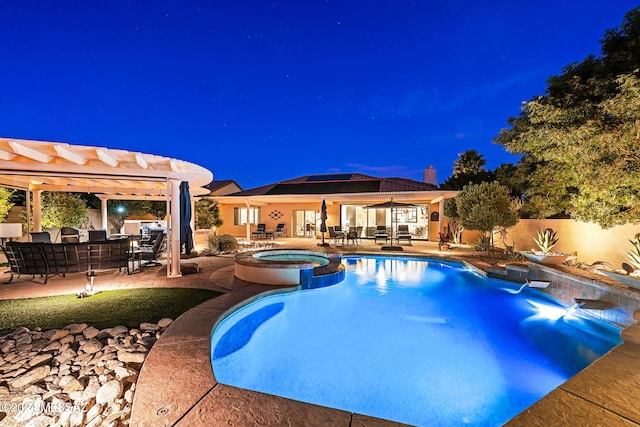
left=0, top=288, right=222, bottom=336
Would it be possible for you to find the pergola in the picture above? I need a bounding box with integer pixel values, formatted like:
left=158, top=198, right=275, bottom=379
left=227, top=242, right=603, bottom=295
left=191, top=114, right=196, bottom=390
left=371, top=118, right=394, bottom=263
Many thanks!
left=0, top=137, right=213, bottom=277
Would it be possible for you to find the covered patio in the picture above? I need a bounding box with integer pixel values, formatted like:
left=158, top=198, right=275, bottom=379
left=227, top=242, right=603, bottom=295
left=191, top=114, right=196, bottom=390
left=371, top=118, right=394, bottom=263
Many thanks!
left=0, top=137, right=213, bottom=277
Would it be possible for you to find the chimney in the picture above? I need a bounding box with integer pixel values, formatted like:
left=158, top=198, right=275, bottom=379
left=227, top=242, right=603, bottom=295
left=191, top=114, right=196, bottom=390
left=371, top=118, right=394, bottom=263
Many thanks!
left=423, top=165, right=437, bottom=185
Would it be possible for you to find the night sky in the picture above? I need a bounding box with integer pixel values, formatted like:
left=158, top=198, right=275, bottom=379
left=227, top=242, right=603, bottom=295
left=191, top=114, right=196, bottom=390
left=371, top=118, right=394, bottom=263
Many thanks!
left=1, top=2, right=635, bottom=189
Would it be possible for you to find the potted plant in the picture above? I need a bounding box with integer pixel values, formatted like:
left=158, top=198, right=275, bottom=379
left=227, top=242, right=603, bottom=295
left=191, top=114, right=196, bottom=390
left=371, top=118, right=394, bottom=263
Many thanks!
left=598, top=233, right=640, bottom=289
left=519, top=228, right=577, bottom=265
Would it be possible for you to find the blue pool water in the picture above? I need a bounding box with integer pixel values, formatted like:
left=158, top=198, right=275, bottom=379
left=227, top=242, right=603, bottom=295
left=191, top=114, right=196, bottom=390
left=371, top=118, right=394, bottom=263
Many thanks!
left=211, top=256, right=622, bottom=426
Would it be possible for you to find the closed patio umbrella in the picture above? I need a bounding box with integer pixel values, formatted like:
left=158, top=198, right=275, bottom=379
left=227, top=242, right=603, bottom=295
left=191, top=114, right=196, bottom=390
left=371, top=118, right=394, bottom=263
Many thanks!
left=179, top=181, right=194, bottom=255
left=319, top=199, right=329, bottom=247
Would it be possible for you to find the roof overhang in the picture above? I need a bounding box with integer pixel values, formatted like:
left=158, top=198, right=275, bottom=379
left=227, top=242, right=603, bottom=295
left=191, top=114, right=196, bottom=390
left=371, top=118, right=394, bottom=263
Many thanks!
left=0, top=137, right=213, bottom=198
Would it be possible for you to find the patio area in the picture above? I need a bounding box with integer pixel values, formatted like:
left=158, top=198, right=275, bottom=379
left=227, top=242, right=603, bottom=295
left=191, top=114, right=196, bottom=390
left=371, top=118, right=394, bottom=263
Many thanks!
left=1, top=237, right=640, bottom=426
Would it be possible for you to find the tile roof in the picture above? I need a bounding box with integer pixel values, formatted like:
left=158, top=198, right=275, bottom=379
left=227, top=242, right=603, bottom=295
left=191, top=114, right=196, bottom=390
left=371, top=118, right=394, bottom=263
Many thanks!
left=229, top=173, right=437, bottom=196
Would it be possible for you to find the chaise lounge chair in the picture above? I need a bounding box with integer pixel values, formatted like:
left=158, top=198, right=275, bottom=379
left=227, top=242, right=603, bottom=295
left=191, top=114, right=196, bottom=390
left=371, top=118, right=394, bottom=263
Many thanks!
left=397, top=225, right=412, bottom=245
left=252, top=223, right=267, bottom=239
left=374, top=225, right=388, bottom=244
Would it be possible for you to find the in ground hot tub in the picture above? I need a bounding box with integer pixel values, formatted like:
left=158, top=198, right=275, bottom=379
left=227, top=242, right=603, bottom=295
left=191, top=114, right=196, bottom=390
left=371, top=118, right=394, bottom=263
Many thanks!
left=234, top=249, right=344, bottom=288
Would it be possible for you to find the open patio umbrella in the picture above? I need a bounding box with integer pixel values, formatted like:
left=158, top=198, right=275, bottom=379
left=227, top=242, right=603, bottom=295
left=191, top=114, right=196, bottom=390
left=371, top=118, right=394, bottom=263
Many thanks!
left=179, top=181, right=194, bottom=255
left=364, top=198, right=416, bottom=250
left=319, top=199, right=329, bottom=246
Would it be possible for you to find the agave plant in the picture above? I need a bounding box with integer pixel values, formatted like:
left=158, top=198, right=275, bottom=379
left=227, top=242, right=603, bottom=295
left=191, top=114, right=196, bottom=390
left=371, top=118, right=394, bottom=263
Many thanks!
left=626, top=233, right=640, bottom=272
left=533, top=228, right=559, bottom=254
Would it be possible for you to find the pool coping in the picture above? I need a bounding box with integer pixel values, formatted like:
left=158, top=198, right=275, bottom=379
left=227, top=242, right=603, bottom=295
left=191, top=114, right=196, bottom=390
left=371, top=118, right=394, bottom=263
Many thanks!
left=130, top=253, right=640, bottom=427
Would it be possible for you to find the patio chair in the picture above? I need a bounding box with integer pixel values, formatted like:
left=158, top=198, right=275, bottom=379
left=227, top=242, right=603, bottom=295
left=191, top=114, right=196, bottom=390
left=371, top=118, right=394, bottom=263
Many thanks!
left=347, top=226, right=362, bottom=246
left=88, top=229, right=108, bottom=242
left=60, top=227, right=80, bottom=243
left=30, top=231, right=52, bottom=243
left=328, top=226, right=344, bottom=245
left=397, top=225, right=412, bottom=245
left=374, top=225, right=388, bottom=244
left=273, top=223, right=287, bottom=239
left=252, top=223, right=267, bottom=239
left=140, top=232, right=166, bottom=268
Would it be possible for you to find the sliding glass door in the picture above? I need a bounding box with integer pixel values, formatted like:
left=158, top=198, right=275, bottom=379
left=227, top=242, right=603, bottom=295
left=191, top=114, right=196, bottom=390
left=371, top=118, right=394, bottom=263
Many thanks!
left=293, top=210, right=318, bottom=237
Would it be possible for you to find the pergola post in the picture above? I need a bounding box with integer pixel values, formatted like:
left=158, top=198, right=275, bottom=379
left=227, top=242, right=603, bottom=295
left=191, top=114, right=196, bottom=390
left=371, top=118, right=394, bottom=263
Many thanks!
left=101, top=197, right=108, bottom=231
left=167, top=178, right=182, bottom=278
left=32, top=188, right=42, bottom=233
left=245, top=200, right=251, bottom=241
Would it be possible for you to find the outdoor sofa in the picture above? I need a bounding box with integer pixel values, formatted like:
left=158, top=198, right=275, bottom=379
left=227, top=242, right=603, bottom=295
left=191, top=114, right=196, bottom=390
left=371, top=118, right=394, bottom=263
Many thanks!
left=2, top=238, right=131, bottom=284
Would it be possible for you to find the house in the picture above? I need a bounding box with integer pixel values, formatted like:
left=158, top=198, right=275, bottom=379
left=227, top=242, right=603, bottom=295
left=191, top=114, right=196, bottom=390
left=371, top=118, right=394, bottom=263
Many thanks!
left=210, top=173, right=458, bottom=241
left=204, top=180, right=243, bottom=196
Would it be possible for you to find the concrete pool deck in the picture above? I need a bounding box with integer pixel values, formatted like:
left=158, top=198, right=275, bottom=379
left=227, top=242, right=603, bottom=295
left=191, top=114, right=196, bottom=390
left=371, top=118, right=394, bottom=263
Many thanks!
left=2, top=238, right=640, bottom=426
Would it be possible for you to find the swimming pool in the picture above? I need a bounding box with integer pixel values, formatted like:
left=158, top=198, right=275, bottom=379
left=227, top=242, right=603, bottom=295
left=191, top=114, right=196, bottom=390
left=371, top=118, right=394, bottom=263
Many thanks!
left=211, top=256, right=622, bottom=426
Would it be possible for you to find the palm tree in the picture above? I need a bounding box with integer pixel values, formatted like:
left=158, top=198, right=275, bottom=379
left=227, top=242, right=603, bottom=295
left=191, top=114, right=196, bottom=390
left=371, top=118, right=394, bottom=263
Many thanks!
left=453, top=149, right=486, bottom=176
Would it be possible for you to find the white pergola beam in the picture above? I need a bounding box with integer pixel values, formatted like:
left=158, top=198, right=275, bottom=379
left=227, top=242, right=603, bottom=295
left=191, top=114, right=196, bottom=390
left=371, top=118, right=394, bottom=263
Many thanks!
left=96, top=149, right=119, bottom=167
left=54, top=144, right=87, bottom=165
left=9, top=141, right=53, bottom=163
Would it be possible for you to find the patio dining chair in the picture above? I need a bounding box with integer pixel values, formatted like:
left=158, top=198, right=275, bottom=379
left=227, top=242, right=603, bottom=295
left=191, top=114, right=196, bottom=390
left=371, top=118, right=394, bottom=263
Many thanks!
left=328, top=226, right=344, bottom=245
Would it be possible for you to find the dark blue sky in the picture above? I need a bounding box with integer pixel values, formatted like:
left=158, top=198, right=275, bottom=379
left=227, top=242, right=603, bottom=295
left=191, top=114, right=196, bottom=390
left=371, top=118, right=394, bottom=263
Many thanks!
left=1, top=2, right=635, bottom=188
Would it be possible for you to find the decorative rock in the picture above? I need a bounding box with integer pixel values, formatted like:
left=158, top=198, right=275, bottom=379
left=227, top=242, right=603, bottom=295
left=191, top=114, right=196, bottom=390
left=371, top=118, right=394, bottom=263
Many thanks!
left=28, top=353, right=53, bottom=368
left=0, top=339, right=15, bottom=353
left=85, top=414, right=104, bottom=427
left=85, top=402, right=104, bottom=422
left=96, top=380, right=123, bottom=405
left=116, top=350, right=146, bottom=364
left=68, top=408, right=85, bottom=427
left=64, top=323, right=88, bottom=334
left=24, top=415, right=53, bottom=427
left=59, top=335, right=75, bottom=345
left=63, top=378, right=85, bottom=393
left=114, top=366, right=138, bottom=382
left=1, top=322, right=167, bottom=427
left=11, top=365, right=51, bottom=389
left=82, top=339, right=104, bottom=354
left=12, top=326, right=30, bottom=335
left=140, top=322, right=160, bottom=332
left=14, top=394, right=44, bottom=422
left=54, top=348, right=77, bottom=365
left=82, top=326, right=100, bottom=340
left=48, top=329, right=70, bottom=341
left=16, top=334, right=33, bottom=346
left=157, top=318, right=173, bottom=328
left=109, top=325, right=129, bottom=337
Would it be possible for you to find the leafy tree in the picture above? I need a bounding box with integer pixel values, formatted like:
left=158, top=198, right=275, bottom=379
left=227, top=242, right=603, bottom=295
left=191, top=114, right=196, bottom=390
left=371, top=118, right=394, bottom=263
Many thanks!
left=455, top=182, right=519, bottom=250
left=106, top=200, right=165, bottom=233
left=0, top=187, right=15, bottom=222
left=495, top=7, right=640, bottom=228
left=195, top=199, right=223, bottom=230
left=40, top=192, right=87, bottom=240
left=443, top=198, right=464, bottom=244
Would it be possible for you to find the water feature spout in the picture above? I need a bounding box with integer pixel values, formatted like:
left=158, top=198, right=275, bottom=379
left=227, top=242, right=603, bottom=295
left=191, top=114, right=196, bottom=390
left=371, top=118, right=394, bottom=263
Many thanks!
left=508, top=280, right=551, bottom=294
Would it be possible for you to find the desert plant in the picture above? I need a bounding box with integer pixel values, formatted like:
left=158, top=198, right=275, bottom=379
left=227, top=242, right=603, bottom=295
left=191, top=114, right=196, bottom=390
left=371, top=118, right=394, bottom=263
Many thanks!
left=533, top=228, right=558, bottom=254
left=626, top=233, right=640, bottom=272
left=208, top=233, right=238, bottom=254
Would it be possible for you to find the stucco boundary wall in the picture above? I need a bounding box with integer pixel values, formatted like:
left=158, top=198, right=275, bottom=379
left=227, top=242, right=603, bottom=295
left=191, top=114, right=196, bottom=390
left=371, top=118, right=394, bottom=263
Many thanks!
left=494, top=219, right=640, bottom=269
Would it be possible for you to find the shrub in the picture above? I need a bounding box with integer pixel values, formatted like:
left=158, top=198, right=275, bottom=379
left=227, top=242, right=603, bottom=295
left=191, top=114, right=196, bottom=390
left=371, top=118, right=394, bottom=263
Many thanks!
left=208, top=233, right=238, bottom=254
